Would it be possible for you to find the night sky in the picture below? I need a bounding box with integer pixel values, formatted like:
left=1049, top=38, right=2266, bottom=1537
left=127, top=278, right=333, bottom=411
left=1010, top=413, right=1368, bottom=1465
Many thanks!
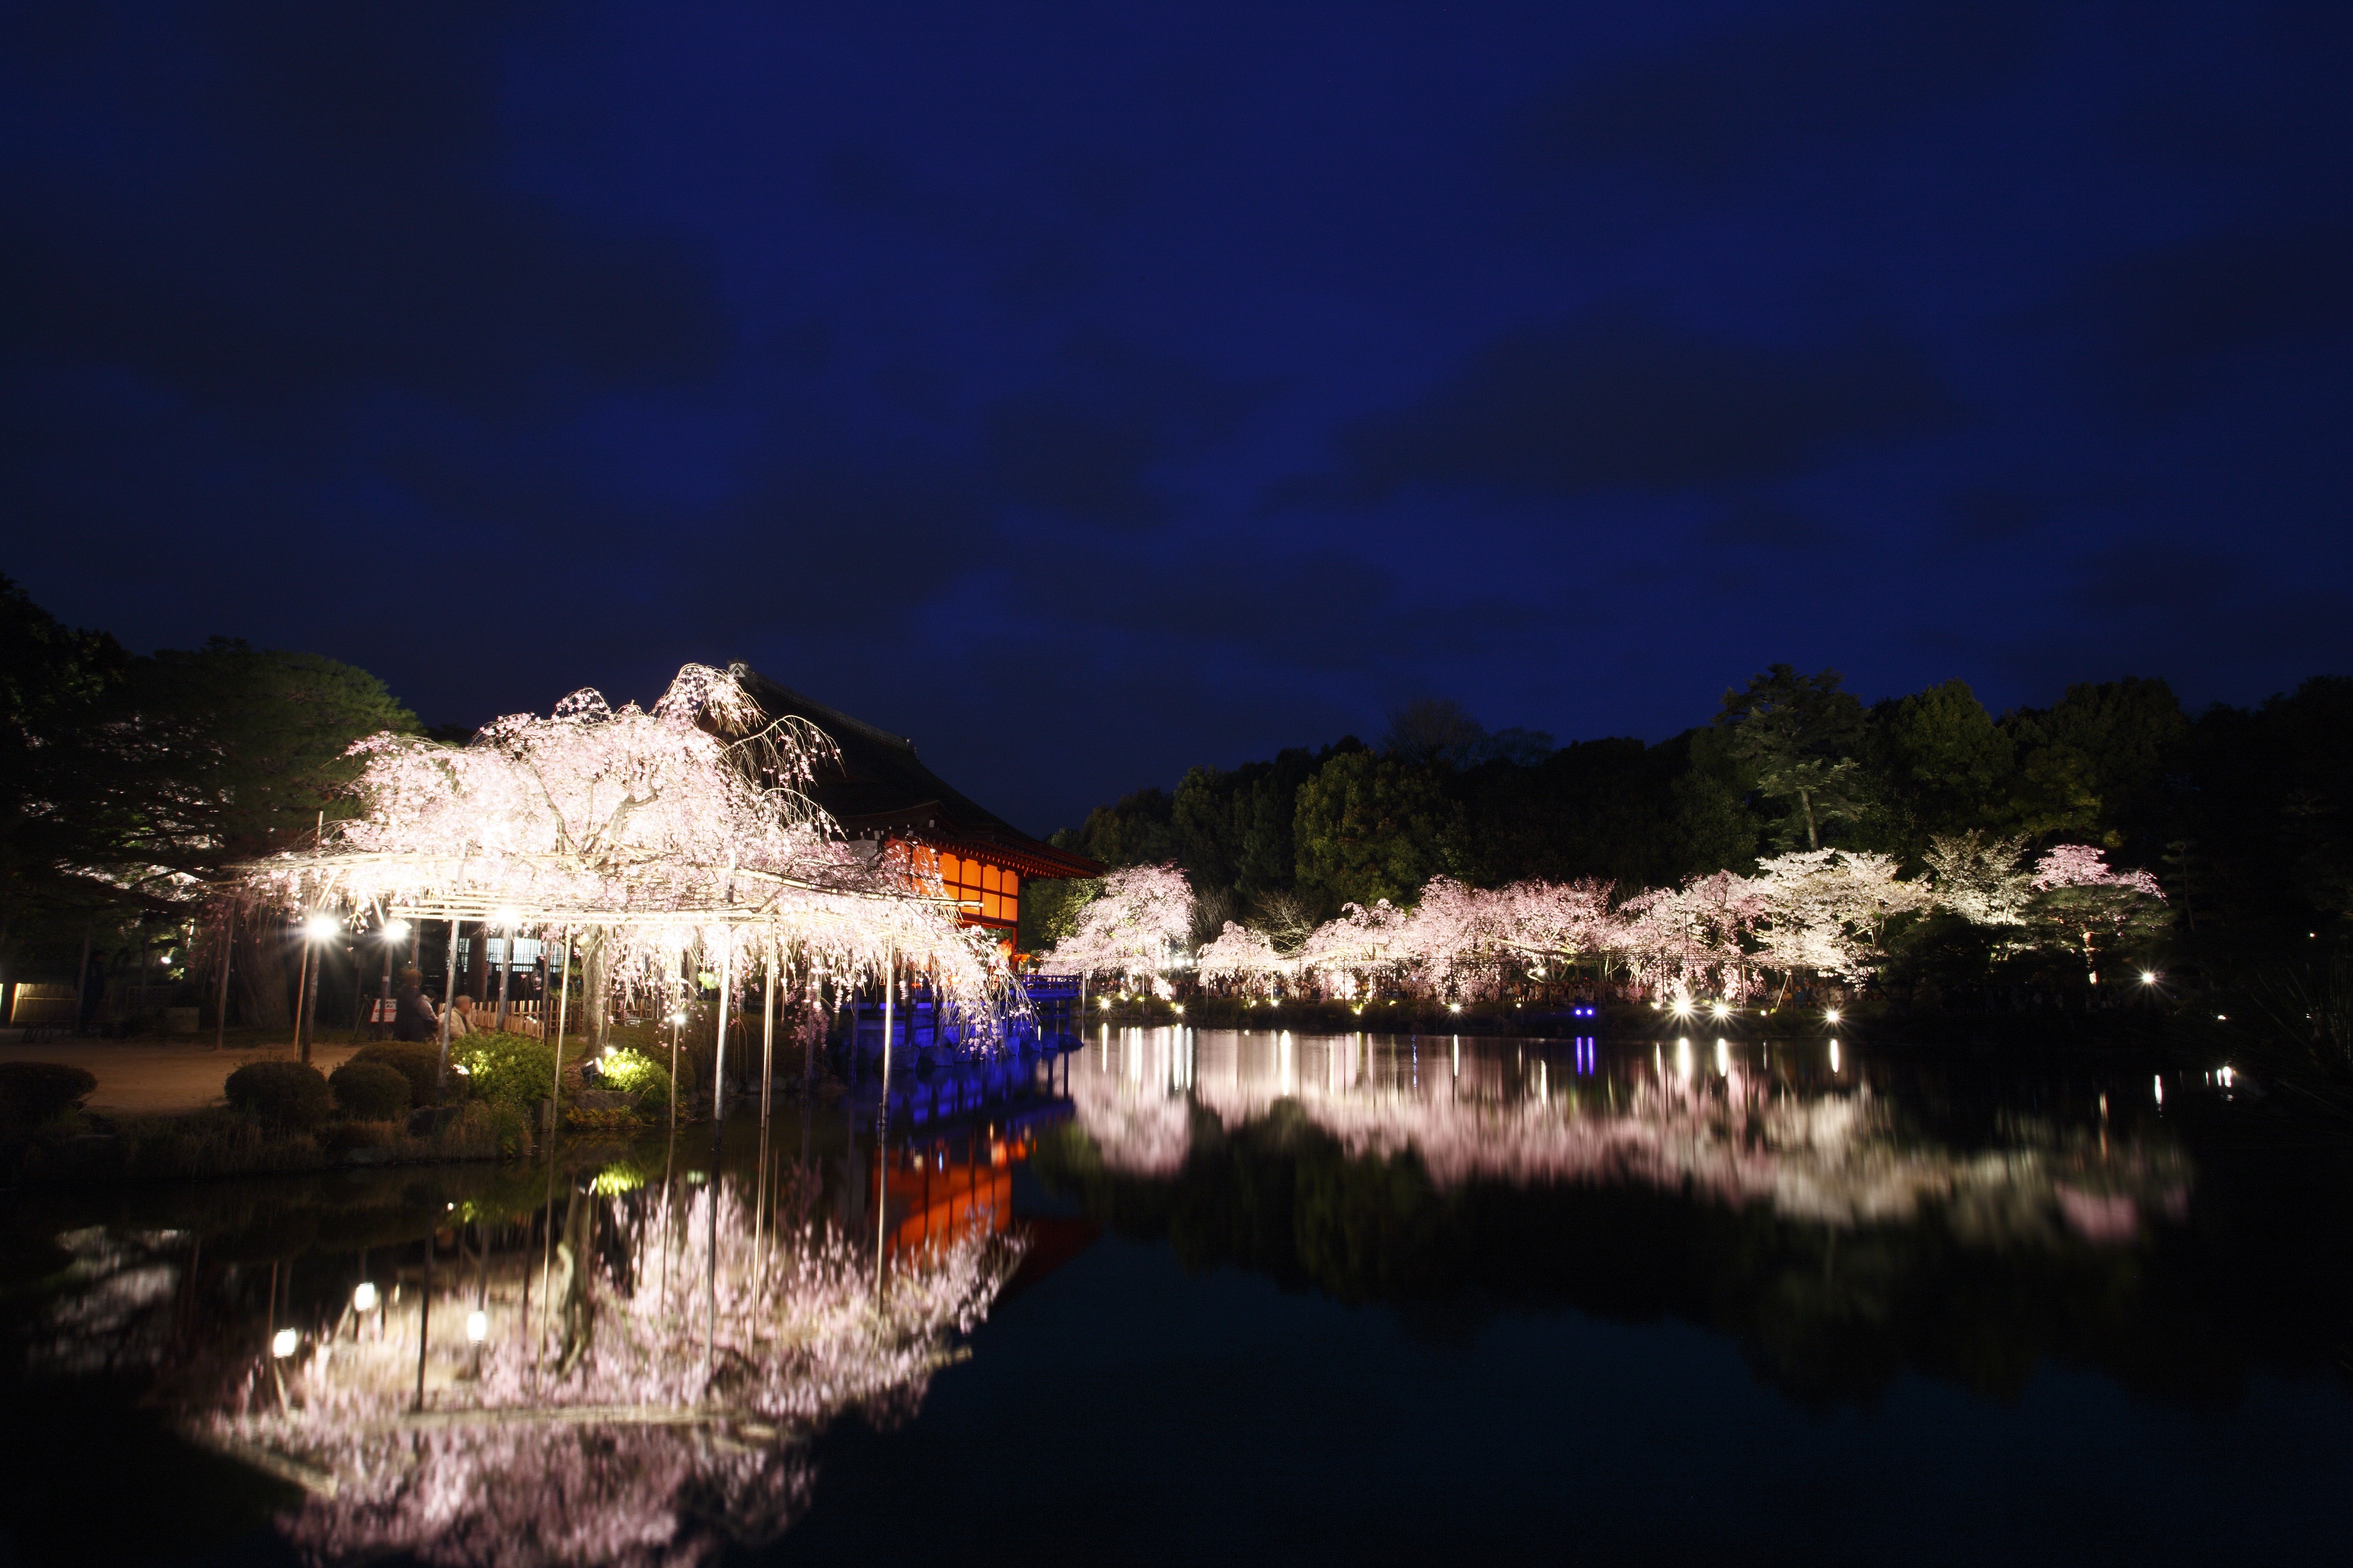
left=6, top=3, right=2350, bottom=834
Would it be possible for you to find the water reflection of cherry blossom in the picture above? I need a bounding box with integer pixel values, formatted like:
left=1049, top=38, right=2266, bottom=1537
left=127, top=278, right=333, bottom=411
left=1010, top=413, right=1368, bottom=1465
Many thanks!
left=191, top=1183, right=1018, bottom=1568
left=1068, top=1029, right=2189, bottom=1245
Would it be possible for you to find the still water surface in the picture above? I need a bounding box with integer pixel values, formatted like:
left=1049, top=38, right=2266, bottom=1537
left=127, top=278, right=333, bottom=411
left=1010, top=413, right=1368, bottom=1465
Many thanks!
left=5, top=1030, right=2349, bottom=1566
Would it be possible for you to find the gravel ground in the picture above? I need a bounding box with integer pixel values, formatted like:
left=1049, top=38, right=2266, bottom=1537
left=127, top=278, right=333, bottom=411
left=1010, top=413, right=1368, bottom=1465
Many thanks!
left=0, top=1035, right=366, bottom=1115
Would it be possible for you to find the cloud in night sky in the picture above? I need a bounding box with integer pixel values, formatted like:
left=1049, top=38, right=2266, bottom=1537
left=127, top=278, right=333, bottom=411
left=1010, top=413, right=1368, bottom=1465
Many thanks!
left=4, top=1, right=2352, bottom=833
left=1284, top=309, right=1955, bottom=504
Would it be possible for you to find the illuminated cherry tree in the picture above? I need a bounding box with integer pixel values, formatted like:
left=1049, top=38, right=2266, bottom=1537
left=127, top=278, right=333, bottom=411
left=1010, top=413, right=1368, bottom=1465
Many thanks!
left=2027, top=843, right=2168, bottom=981
left=1195, top=921, right=1294, bottom=996
left=1925, top=831, right=2034, bottom=930
left=239, top=664, right=1014, bottom=1023
left=1388, top=877, right=1511, bottom=1001
left=1036, top=864, right=1196, bottom=988
left=1612, top=871, right=1768, bottom=1002
left=1293, top=897, right=1414, bottom=1000
left=1487, top=877, right=1618, bottom=988
left=1749, top=850, right=1932, bottom=986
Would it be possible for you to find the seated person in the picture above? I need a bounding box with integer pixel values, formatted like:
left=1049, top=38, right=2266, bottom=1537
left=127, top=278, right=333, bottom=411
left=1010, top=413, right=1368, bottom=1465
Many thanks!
left=446, top=993, right=478, bottom=1036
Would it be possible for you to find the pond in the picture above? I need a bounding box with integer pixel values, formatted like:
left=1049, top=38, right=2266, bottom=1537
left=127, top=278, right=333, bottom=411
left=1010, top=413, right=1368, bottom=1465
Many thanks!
left=4, top=1029, right=2349, bottom=1566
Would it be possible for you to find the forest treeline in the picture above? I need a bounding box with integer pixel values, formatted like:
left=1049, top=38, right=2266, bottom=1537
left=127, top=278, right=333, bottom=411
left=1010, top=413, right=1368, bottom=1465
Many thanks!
left=1, top=573, right=418, bottom=1022
left=1024, top=668, right=2353, bottom=983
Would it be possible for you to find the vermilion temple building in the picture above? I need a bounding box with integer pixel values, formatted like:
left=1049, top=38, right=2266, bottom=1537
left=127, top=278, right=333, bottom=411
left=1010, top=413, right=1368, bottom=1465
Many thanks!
left=735, top=665, right=1103, bottom=956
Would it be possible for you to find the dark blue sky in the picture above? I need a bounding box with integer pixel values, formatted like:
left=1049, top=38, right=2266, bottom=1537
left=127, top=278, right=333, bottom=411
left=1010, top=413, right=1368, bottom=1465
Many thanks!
left=6, top=2, right=2350, bottom=833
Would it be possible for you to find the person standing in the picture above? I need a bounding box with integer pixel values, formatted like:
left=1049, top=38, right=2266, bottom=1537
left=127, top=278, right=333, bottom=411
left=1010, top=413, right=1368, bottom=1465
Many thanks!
left=392, top=967, right=439, bottom=1042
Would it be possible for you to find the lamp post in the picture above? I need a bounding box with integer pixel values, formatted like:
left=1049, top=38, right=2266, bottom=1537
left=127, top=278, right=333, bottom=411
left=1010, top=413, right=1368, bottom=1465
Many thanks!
left=298, top=913, right=338, bottom=1067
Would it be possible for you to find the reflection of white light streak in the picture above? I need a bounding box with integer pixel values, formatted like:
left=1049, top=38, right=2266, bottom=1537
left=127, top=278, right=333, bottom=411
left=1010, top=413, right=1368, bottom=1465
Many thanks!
left=1715, top=1039, right=1729, bottom=1076
left=2154, top=1074, right=2163, bottom=1106
left=1675, top=1038, right=1693, bottom=1085
left=1829, top=1039, right=1841, bottom=1073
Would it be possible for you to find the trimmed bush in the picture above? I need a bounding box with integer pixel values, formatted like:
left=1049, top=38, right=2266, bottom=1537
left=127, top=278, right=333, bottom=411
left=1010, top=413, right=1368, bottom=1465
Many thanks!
left=329, top=1060, right=412, bottom=1121
left=0, top=1062, right=98, bottom=1126
left=452, top=1031, right=557, bottom=1116
left=224, top=1060, right=332, bottom=1129
left=345, top=1042, right=445, bottom=1105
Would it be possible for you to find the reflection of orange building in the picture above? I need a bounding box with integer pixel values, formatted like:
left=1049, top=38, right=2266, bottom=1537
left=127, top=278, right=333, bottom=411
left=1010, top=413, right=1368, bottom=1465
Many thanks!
left=880, top=1127, right=1036, bottom=1260
left=734, top=666, right=1102, bottom=954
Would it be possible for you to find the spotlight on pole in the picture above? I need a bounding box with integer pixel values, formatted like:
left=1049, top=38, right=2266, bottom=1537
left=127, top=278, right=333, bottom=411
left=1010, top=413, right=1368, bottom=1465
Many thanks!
left=304, top=913, right=339, bottom=940
left=465, top=1310, right=488, bottom=1344
left=272, top=1328, right=299, bottom=1359
left=382, top=919, right=411, bottom=943
left=2140, top=970, right=2159, bottom=986
left=1825, top=1007, right=1842, bottom=1025
left=353, top=1281, right=379, bottom=1313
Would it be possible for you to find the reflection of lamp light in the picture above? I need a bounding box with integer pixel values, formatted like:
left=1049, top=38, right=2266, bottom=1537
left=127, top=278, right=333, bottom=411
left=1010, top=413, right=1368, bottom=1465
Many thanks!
left=1829, top=1039, right=1841, bottom=1073
left=466, top=1310, right=488, bottom=1343
left=353, top=1282, right=379, bottom=1313
left=272, top=1328, right=299, bottom=1358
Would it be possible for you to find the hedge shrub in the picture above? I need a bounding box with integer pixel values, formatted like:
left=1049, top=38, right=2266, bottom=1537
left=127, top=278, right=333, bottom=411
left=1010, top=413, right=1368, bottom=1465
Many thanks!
left=452, top=1032, right=556, bottom=1117
left=591, top=1047, right=674, bottom=1117
left=345, top=1042, right=444, bottom=1105
left=328, top=1060, right=412, bottom=1121
left=0, top=1062, right=98, bottom=1126
left=224, top=1061, right=332, bottom=1129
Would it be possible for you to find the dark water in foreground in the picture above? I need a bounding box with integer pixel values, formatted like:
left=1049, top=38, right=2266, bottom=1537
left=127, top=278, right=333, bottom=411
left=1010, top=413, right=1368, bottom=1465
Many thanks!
left=5, top=1030, right=2351, bottom=1566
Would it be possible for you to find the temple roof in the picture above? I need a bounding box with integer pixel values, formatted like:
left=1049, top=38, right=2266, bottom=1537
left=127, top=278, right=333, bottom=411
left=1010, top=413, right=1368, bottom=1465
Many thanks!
left=731, top=664, right=1104, bottom=882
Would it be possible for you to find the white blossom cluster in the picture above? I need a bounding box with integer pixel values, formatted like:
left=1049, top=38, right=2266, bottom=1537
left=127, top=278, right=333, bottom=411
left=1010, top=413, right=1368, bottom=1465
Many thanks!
left=1044, top=838, right=2166, bottom=1001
